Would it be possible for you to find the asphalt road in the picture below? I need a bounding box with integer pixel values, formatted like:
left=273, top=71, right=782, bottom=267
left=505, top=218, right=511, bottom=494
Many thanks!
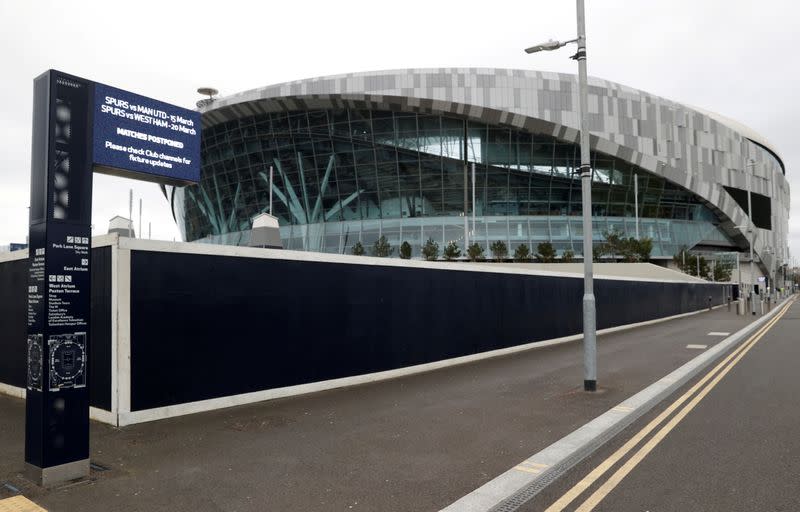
left=0, top=305, right=759, bottom=511
left=523, top=297, right=800, bottom=512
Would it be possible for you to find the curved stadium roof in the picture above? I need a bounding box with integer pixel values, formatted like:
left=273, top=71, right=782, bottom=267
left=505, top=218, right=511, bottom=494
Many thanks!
left=196, top=68, right=790, bottom=256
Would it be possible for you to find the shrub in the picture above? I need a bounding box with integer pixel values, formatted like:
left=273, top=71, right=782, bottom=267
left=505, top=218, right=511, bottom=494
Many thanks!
left=490, top=240, right=508, bottom=260
left=514, top=244, right=531, bottom=262
left=421, top=238, right=439, bottom=261
left=534, top=242, right=555, bottom=262
left=712, top=259, right=734, bottom=282
left=467, top=243, right=485, bottom=261
left=371, top=235, right=393, bottom=257
left=443, top=241, right=461, bottom=261
left=399, top=241, right=412, bottom=259
left=673, top=247, right=689, bottom=272
left=351, top=241, right=365, bottom=256
left=596, top=229, right=652, bottom=262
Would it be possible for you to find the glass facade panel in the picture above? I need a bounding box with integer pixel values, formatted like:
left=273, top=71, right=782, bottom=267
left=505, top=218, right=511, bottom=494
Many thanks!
left=173, top=109, right=732, bottom=259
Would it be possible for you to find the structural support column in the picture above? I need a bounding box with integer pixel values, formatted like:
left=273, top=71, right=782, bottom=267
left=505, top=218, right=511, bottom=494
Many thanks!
left=463, top=121, right=469, bottom=249
left=634, top=173, right=639, bottom=239
left=747, top=171, right=756, bottom=315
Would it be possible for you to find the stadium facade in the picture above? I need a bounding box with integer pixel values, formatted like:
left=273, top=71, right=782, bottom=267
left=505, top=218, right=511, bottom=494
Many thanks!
left=166, top=68, right=790, bottom=270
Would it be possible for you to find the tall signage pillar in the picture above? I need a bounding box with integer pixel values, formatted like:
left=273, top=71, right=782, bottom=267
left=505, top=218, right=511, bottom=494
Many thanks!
left=26, top=70, right=94, bottom=485
left=25, top=69, right=200, bottom=486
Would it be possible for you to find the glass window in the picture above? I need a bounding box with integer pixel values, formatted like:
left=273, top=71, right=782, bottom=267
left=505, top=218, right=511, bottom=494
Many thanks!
left=183, top=108, right=721, bottom=259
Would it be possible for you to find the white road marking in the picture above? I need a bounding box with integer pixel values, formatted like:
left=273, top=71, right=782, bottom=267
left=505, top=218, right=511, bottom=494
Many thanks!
left=611, top=405, right=634, bottom=413
left=707, top=332, right=730, bottom=336
left=686, top=344, right=708, bottom=350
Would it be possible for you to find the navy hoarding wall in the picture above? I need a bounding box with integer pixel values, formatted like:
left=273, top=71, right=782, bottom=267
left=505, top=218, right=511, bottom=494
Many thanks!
left=0, top=248, right=113, bottom=411
left=89, top=247, right=113, bottom=411
left=129, top=251, right=728, bottom=411
left=0, top=258, right=28, bottom=388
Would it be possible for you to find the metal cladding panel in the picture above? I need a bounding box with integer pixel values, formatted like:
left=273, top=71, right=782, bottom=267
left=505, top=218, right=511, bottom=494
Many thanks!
left=128, top=251, right=727, bottom=411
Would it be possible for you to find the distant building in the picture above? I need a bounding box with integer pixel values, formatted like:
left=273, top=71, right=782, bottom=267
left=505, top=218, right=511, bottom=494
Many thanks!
left=108, top=216, right=135, bottom=238
left=0, top=242, right=28, bottom=253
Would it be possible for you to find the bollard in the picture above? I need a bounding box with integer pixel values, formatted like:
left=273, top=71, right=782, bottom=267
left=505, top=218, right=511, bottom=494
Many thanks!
left=708, top=296, right=712, bottom=311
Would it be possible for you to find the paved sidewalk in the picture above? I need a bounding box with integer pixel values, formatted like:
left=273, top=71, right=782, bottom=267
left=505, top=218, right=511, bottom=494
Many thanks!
left=0, top=305, right=757, bottom=512
left=522, top=298, right=800, bottom=512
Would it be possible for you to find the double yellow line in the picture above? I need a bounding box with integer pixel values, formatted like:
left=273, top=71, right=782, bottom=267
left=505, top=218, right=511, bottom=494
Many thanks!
left=544, top=297, right=796, bottom=512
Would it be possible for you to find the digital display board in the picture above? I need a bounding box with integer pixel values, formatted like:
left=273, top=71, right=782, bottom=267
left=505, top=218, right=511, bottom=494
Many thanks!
left=93, top=83, right=200, bottom=185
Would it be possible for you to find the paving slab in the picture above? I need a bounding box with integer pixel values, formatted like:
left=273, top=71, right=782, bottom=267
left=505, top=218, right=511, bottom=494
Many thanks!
left=521, top=298, right=800, bottom=512
left=0, top=305, right=758, bottom=511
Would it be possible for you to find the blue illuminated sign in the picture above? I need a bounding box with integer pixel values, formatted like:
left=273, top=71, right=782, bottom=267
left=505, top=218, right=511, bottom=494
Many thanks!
left=93, top=83, right=200, bottom=185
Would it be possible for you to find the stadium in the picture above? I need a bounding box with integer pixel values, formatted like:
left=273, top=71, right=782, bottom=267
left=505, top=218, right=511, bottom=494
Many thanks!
left=165, top=68, right=789, bottom=272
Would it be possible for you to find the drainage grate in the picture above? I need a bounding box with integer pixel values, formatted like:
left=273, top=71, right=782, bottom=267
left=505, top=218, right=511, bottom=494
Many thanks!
left=2, top=482, right=21, bottom=495
left=89, top=462, right=110, bottom=472
left=0, top=482, right=22, bottom=500
left=488, top=400, right=652, bottom=512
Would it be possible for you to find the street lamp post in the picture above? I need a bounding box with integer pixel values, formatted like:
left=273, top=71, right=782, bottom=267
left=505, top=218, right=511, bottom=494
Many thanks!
left=525, top=0, right=597, bottom=392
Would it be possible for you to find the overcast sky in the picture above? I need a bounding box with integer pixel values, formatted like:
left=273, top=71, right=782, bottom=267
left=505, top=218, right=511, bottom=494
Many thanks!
left=1, top=0, right=798, bottom=261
